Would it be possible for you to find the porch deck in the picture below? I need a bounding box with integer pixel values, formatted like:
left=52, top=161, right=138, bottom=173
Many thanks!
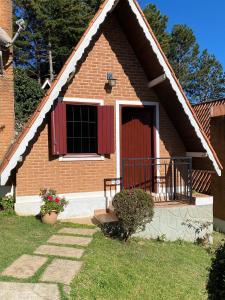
left=96, top=157, right=211, bottom=225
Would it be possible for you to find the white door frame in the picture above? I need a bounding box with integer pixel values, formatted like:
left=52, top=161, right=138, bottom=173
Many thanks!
left=115, top=100, right=160, bottom=179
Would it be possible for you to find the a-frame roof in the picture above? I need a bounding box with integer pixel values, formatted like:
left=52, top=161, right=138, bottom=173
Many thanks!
left=0, top=0, right=222, bottom=185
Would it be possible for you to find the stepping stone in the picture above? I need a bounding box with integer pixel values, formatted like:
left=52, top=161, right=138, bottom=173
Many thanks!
left=58, top=227, right=97, bottom=236
left=41, top=258, right=83, bottom=285
left=34, top=245, right=84, bottom=259
left=47, top=235, right=92, bottom=246
left=0, top=282, right=60, bottom=300
left=1, top=255, right=47, bottom=279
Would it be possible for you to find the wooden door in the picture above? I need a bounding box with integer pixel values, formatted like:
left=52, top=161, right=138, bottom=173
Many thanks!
left=121, top=107, right=154, bottom=191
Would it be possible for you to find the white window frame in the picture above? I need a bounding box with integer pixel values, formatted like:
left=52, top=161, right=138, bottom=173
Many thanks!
left=59, top=97, right=105, bottom=161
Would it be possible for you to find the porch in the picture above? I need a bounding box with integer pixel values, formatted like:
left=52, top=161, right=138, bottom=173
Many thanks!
left=104, top=157, right=193, bottom=210
left=94, top=156, right=213, bottom=242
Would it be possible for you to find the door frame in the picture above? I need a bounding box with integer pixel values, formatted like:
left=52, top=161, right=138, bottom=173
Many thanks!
left=116, top=100, right=160, bottom=179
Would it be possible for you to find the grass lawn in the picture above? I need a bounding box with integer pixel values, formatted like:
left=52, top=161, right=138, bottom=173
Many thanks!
left=71, top=233, right=214, bottom=300
left=0, top=214, right=92, bottom=299
left=0, top=214, right=223, bottom=300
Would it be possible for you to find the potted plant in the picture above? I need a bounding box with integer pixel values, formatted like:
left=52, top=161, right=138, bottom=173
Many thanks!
left=40, top=189, right=68, bottom=224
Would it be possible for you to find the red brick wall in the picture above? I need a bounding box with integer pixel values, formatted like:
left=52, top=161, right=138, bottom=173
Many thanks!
left=0, top=0, right=14, bottom=162
left=16, top=14, right=185, bottom=196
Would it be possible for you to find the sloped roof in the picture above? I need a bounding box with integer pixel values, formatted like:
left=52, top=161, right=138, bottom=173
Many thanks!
left=0, top=0, right=222, bottom=185
left=193, top=99, right=225, bottom=138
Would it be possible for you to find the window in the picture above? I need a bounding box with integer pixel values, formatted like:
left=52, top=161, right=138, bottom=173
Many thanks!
left=51, top=100, right=115, bottom=156
left=66, top=105, right=97, bottom=153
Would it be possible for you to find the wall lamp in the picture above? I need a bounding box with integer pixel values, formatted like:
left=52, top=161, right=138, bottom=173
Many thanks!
left=107, top=72, right=117, bottom=87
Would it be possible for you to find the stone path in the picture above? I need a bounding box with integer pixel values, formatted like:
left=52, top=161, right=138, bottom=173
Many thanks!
left=0, top=282, right=60, bottom=300
left=41, top=259, right=83, bottom=285
left=34, top=244, right=85, bottom=258
left=2, top=255, right=47, bottom=279
left=0, top=226, right=97, bottom=299
left=47, top=234, right=93, bottom=246
left=58, top=227, right=97, bottom=235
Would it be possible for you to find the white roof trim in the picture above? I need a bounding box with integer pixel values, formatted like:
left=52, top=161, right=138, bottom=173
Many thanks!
left=0, top=0, right=221, bottom=185
left=41, top=78, right=51, bottom=90
left=127, top=0, right=221, bottom=176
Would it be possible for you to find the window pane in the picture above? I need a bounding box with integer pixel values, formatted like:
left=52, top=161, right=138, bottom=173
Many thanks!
left=73, top=106, right=81, bottom=121
left=74, top=122, right=81, bottom=138
left=90, top=138, right=97, bottom=153
left=67, top=122, right=74, bottom=138
left=82, top=138, right=89, bottom=153
left=74, top=138, right=82, bottom=153
left=66, top=105, right=97, bottom=154
left=81, top=106, right=89, bottom=121
left=89, top=123, right=97, bottom=137
left=89, top=106, right=97, bottom=121
left=67, top=138, right=74, bottom=153
left=67, top=105, right=73, bottom=122
left=82, top=122, right=89, bottom=137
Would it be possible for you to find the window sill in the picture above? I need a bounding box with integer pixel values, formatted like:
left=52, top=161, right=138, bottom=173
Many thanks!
left=59, top=154, right=105, bottom=161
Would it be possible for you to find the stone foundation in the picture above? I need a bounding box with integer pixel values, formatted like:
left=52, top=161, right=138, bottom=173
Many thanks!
left=136, top=204, right=213, bottom=242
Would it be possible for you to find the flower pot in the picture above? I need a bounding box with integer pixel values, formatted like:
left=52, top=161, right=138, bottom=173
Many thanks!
left=41, top=211, right=58, bottom=225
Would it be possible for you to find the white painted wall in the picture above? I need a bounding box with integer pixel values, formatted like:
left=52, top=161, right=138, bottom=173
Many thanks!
left=15, top=191, right=107, bottom=219
left=214, top=218, right=225, bottom=233
left=136, top=204, right=213, bottom=242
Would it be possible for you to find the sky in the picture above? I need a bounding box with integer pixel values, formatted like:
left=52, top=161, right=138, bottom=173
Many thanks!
left=139, top=0, right=225, bottom=69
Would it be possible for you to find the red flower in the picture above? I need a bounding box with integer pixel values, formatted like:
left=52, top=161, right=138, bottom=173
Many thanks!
left=47, top=195, right=53, bottom=201
left=55, top=198, right=60, bottom=203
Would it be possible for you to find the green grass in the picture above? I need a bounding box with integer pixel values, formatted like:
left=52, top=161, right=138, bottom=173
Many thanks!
left=0, top=214, right=224, bottom=300
left=70, top=233, right=224, bottom=300
left=0, top=214, right=93, bottom=283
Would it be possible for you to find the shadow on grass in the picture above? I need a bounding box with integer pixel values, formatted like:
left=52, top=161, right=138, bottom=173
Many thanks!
left=35, top=213, right=42, bottom=221
left=100, top=222, right=127, bottom=241
left=207, top=242, right=225, bottom=300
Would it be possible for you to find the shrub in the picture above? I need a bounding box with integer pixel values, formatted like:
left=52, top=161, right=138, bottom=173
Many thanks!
left=40, top=189, right=68, bottom=215
left=0, top=195, right=15, bottom=215
left=207, top=242, right=225, bottom=300
left=182, top=219, right=213, bottom=245
left=112, top=189, right=154, bottom=241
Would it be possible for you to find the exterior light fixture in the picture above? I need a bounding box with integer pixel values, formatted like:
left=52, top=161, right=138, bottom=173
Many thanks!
left=107, top=72, right=117, bottom=87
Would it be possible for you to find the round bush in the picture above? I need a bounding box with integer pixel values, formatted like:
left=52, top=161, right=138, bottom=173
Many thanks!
left=207, top=242, right=225, bottom=300
left=112, top=189, right=154, bottom=241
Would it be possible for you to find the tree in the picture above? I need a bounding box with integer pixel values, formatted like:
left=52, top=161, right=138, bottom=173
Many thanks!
left=143, top=4, right=170, bottom=54
left=13, top=0, right=101, bottom=83
left=191, top=50, right=225, bottom=103
left=14, top=68, right=44, bottom=132
left=167, top=24, right=199, bottom=96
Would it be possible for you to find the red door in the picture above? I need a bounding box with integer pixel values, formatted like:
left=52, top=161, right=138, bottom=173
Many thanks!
left=121, top=107, right=154, bottom=191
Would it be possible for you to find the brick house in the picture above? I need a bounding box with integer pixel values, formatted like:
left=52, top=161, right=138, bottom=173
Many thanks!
left=0, top=0, right=222, bottom=221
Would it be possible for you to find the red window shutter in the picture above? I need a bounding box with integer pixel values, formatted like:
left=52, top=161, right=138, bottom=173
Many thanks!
left=98, top=106, right=114, bottom=154
left=51, top=100, right=67, bottom=155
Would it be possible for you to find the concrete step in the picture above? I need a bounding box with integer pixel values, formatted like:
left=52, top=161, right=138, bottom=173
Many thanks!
left=94, top=209, right=118, bottom=224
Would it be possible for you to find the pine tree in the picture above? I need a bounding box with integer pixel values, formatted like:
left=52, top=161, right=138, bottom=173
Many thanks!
left=190, top=50, right=225, bottom=103
left=13, top=0, right=101, bottom=83
left=143, top=4, right=170, bottom=54
left=167, top=24, right=200, bottom=97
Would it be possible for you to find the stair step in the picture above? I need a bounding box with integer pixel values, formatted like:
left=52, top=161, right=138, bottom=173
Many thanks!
left=94, top=209, right=118, bottom=224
